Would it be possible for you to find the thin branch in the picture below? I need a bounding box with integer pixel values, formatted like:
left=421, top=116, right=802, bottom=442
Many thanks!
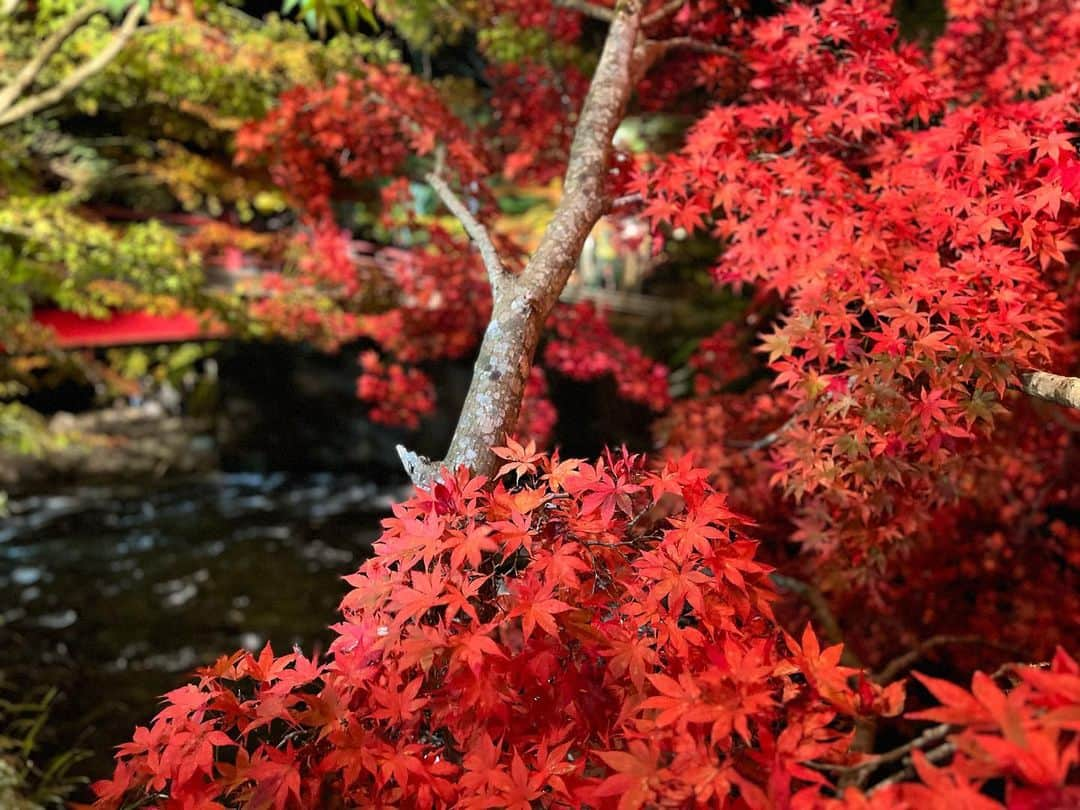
left=642, top=0, right=684, bottom=26
left=424, top=154, right=509, bottom=295
left=753, top=148, right=797, bottom=162
left=553, top=0, right=614, bottom=21
left=632, top=36, right=742, bottom=84
left=644, top=36, right=742, bottom=63
left=808, top=723, right=953, bottom=778
left=609, top=191, right=642, bottom=209
left=1021, top=370, right=1080, bottom=410
left=866, top=723, right=953, bottom=773
left=871, top=739, right=956, bottom=790
left=874, top=635, right=1022, bottom=685
left=0, top=1, right=104, bottom=115
left=0, top=1, right=143, bottom=128
left=727, top=415, right=795, bottom=450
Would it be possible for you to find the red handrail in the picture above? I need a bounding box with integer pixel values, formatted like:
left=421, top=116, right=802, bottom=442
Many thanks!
left=30, top=309, right=221, bottom=349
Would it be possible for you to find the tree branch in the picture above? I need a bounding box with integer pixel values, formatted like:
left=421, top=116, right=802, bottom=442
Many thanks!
left=396, top=0, right=645, bottom=485
left=642, top=0, right=684, bottom=26
left=0, top=1, right=104, bottom=116
left=642, top=36, right=742, bottom=64
left=1021, top=371, right=1080, bottom=410
left=727, top=415, right=795, bottom=450
left=809, top=723, right=953, bottom=780
left=871, top=738, right=956, bottom=790
left=0, top=1, right=142, bottom=128
left=425, top=166, right=509, bottom=296
left=553, top=0, right=614, bottom=21
left=866, top=723, right=953, bottom=773
left=873, top=635, right=1020, bottom=685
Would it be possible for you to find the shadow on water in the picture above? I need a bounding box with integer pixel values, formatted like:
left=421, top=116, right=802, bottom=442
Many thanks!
left=0, top=473, right=397, bottom=799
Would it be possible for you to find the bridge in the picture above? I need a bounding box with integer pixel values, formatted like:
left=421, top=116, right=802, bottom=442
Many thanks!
left=28, top=286, right=675, bottom=351
left=30, top=309, right=218, bottom=349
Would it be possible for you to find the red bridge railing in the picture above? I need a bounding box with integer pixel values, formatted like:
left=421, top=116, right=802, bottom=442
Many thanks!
left=30, top=309, right=220, bottom=349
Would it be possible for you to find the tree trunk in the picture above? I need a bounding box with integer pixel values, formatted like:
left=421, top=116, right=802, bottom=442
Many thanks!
left=399, top=0, right=644, bottom=486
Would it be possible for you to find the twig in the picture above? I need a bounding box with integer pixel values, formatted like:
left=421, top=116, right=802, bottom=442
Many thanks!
left=553, top=0, right=614, bottom=21
left=808, top=723, right=953, bottom=778
left=990, top=659, right=1051, bottom=682
left=0, top=1, right=143, bottom=128
left=727, top=415, right=795, bottom=450
left=867, top=724, right=953, bottom=772
left=753, top=148, right=798, bottom=163
left=633, top=36, right=742, bottom=83
left=873, top=635, right=1019, bottom=685
left=871, top=739, right=956, bottom=790
left=425, top=151, right=509, bottom=295
left=645, top=36, right=742, bottom=63
left=610, top=191, right=643, bottom=209
left=642, top=0, right=684, bottom=26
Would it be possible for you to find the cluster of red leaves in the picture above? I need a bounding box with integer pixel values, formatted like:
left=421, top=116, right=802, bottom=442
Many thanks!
left=820, top=396, right=1080, bottom=667
left=483, top=0, right=583, bottom=42
left=933, top=0, right=1080, bottom=103
left=687, top=323, right=757, bottom=397
left=825, top=650, right=1080, bottom=810
left=92, top=449, right=911, bottom=809
left=356, top=350, right=437, bottom=429
left=234, top=58, right=661, bottom=436
left=93, top=448, right=1080, bottom=809
left=244, top=274, right=360, bottom=352
left=545, top=302, right=671, bottom=412
left=487, top=60, right=591, bottom=183
left=633, top=0, right=749, bottom=112
left=655, top=388, right=792, bottom=539
left=643, top=0, right=1080, bottom=560
left=292, top=224, right=368, bottom=298
left=360, top=184, right=495, bottom=365
left=235, top=67, right=486, bottom=222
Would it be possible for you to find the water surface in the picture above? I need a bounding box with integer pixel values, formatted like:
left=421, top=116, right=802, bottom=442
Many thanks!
left=0, top=473, right=391, bottom=797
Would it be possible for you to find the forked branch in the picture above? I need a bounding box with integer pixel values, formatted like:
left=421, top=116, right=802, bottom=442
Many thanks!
left=0, top=2, right=103, bottom=114
left=397, top=0, right=645, bottom=485
left=0, top=1, right=143, bottom=128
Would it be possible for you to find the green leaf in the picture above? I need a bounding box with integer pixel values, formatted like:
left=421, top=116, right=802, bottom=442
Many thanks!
left=102, top=0, right=133, bottom=18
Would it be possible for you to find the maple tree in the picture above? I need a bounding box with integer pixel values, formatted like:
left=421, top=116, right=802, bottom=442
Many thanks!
left=3, top=0, right=1079, bottom=804
left=89, top=451, right=1077, bottom=808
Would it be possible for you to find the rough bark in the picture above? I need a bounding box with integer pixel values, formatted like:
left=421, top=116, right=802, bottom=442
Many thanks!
left=398, top=0, right=644, bottom=486
left=1021, top=371, right=1080, bottom=410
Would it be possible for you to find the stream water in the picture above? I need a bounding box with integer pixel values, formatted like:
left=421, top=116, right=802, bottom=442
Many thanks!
left=0, top=473, right=396, bottom=798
